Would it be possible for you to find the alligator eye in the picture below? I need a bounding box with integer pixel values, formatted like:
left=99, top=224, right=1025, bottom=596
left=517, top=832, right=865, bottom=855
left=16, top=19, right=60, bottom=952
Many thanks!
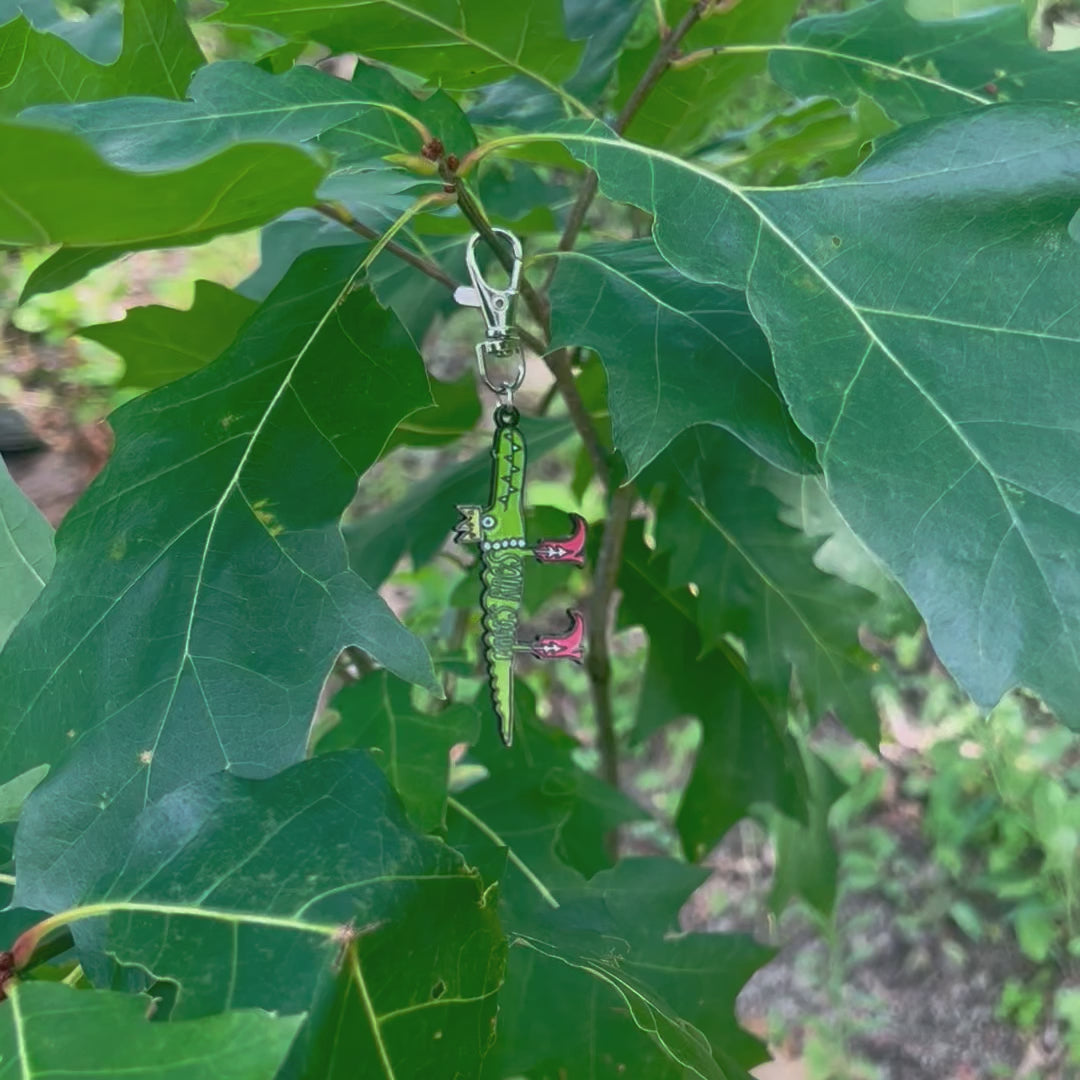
left=481, top=514, right=496, bottom=529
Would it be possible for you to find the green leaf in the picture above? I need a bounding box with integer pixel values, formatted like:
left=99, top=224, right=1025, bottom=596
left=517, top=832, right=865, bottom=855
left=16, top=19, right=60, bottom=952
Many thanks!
left=210, top=0, right=585, bottom=102
left=615, top=0, right=800, bottom=150
left=316, top=672, right=479, bottom=831
left=767, top=746, right=846, bottom=918
left=463, top=682, right=644, bottom=880
left=0, top=763, right=48, bottom=824
left=16, top=57, right=467, bottom=296
left=705, top=94, right=896, bottom=187
left=771, top=0, right=1080, bottom=124
left=618, top=521, right=809, bottom=858
left=0, top=0, right=203, bottom=116
left=26, top=59, right=473, bottom=172
left=764, top=468, right=920, bottom=637
left=0, top=457, right=52, bottom=650
left=549, top=108, right=1080, bottom=727
left=0, top=247, right=437, bottom=914
left=450, top=792, right=766, bottom=1077
left=77, top=281, right=258, bottom=390
left=344, top=416, right=575, bottom=588
left=470, top=0, right=644, bottom=129
left=384, top=372, right=481, bottom=450
left=546, top=239, right=815, bottom=476
left=0, top=982, right=301, bottom=1079
left=651, top=430, right=879, bottom=743
left=60, top=751, right=504, bottom=1077
left=0, top=119, right=322, bottom=248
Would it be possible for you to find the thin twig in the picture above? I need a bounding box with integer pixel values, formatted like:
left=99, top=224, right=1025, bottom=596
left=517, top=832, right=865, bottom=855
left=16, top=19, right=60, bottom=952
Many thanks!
left=556, top=0, right=716, bottom=255
left=587, top=486, right=635, bottom=789
left=314, top=201, right=458, bottom=291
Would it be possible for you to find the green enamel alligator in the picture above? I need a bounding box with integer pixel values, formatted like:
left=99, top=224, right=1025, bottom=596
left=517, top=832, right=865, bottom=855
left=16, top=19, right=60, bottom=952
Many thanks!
left=454, top=407, right=586, bottom=745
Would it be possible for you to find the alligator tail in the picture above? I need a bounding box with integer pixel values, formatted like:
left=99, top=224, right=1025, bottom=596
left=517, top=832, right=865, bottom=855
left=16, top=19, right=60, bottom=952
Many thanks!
left=480, top=549, right=525, bottom=747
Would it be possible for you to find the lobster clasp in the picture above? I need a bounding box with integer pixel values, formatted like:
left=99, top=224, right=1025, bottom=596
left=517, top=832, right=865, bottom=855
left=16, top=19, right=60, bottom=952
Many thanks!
left=454, top=229, right=526, bottom=401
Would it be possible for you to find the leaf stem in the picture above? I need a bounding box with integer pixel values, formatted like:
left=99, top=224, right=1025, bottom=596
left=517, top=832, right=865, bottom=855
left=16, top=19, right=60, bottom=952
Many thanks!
left=10, top=901, right=340, bottom=970
left=0, top=873, right=14, bottom=887
left=447, top=797, right=560, bottom=909
left=315, top=202, right=458, bottom=290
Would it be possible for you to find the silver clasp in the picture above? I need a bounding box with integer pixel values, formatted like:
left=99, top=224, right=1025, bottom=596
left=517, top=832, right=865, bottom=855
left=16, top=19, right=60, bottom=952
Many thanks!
left=454, top=229, right=526, bottom=403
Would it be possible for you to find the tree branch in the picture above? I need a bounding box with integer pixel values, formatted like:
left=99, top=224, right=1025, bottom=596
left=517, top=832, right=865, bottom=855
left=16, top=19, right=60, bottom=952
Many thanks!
left=587, top=485, right=635, bottom=789
left=556, top=0, right=717, bottom=254
left=314, top=202, right=458, bottom=291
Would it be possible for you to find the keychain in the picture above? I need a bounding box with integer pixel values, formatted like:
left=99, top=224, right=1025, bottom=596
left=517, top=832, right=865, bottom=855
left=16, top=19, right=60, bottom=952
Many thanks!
left=452, top=229, right=587, bottom=746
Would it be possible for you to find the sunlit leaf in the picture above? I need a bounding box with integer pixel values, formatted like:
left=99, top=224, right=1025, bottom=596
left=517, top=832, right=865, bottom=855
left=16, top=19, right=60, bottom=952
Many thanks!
left=549, top=105, right=1080, bottom=728
left=210, top=0, right=585, bottom=102
left=0, top=0, right=203, bottom=116
left=3, top=118, right=322, bottom=301
left=77, top=281, right=257, bottom=390
left=771, top=0, right=1080, bottom=123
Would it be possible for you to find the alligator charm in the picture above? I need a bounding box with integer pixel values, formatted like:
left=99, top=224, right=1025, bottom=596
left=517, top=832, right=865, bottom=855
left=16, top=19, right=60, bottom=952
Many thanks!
left=454, top=404, right=586, bottom=745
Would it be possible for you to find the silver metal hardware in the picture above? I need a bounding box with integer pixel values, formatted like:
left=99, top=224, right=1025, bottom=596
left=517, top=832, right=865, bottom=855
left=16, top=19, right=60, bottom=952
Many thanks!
left=454, top=229, right=526, bottom=402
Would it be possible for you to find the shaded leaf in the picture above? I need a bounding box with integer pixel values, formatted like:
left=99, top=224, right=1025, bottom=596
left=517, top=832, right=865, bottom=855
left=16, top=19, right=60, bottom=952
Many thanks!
left=0, top=457, right=52, bottom=650
left=59, top=751, right=504, bottom=1078
left=0, top=0, right=203, bottom=116
left=344, top=416, right=575, bottom=588
left=210, top=0, right=585, bottom=100
left=615, top=0, right=800, bottom=150
left=553, top=108, right=1080, bottom=726
left=767, top=745, right=847, bottom=918
left=0, top=982, right=301, bottom=1079
left=618, top=521, right=808, bottom=857
left=463, top=682, right=644, bottom=880
left=704, top=94, right=895, bottom=187
left=652, top=430, right=879, bottom=743
left=449, top=745, right=767, bottom=1080
left=772, top=0, right=1078, bottom=124
left=470, top=0, right=644, bottom=129
left=546, top=239, right=815, bottom=476
left=317, top=672, right=479, bottom=831
left=77, top=280, right=258, bottom=390
left=0, top=248, right=437, bottom=914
